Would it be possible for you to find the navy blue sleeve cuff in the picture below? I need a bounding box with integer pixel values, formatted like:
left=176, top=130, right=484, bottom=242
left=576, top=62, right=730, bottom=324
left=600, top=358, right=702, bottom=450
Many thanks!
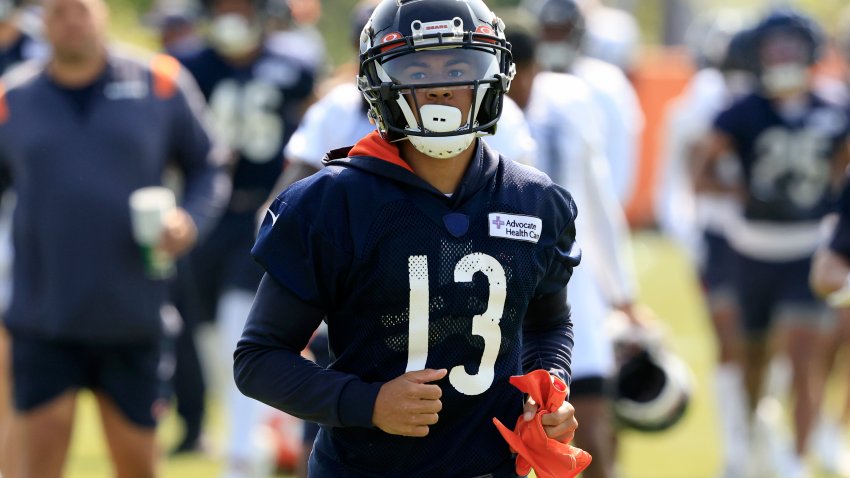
left=338, top=379, right=383, bottom=428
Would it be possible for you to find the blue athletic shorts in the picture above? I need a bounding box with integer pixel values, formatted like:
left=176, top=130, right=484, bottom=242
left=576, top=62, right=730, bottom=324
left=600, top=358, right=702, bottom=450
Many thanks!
left=569, top=376, right=612, bottom=399
left=188, top=212, right=264, bottom=321
left=699, top=230, right=736, bottom=300
left=733, top=254, right=825, bottom=337
left=11, top=334, right=163, bottom=428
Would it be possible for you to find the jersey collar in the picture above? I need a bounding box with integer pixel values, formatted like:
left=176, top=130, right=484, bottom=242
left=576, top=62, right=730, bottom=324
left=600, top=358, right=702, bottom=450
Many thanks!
left=323, top=131, right=499, bottom=205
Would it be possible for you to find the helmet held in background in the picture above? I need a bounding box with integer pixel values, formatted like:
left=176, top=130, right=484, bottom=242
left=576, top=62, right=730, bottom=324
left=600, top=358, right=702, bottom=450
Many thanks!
left=607, top=309, right=692, bottom=433
left=752, top=8, right=823, bottom=99
left=520, top=0, right=585, bottom=73
left=358, top=0, right=514, bottom=159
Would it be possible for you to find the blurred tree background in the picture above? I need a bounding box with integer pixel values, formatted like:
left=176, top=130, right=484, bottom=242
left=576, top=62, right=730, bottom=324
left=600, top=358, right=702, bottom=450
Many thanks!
left=107, top=0, right=850, bottom=67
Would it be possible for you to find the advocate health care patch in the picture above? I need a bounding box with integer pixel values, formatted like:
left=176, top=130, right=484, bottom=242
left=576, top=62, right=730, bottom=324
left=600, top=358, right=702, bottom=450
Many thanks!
left=488, top=213, right=542, bottom=244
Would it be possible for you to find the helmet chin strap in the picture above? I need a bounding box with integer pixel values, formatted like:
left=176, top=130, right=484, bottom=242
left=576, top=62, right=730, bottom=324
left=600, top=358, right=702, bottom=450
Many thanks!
left=406, top=104, right=475, bottom=159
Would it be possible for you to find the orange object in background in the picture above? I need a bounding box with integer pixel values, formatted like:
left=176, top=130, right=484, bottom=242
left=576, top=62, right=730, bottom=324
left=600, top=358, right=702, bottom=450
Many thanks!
left=814, top=41, right=849, bottom=84
left=626, top=46, right=694, bottom=229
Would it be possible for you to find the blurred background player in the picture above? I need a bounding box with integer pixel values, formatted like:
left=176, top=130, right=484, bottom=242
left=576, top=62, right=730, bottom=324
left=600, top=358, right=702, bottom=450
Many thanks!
left=655, top=15, right=755, bottom=478
left=175, top=0, right=314, bottom=476
left=0, top=0, right=46, bottom=72
left=146, top=0, right=214, bottom=459
left=656, top=12, right=754, bottom=261
left=144, top=0, right=204, bottom=57
left=694, top=8, right=850, bottom=478
left=575, top=0, right=640, bottom=76
left=264, top=0, right=325, bottom=78
left=520, top=0, right=644, bottom=207
left=0, top=0, right=230, bottom=476
left=502, top=12, right=664, bottom=478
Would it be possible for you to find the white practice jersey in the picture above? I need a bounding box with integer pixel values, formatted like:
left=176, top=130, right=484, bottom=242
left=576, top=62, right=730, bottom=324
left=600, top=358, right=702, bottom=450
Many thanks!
left=656, top=67, right=741, bottom=263
left=573, top=56, right=644, bottom=204
left=284, top=82, right=374, bottom=168
left=267, top=27, right=327, bottom=76
left=284, top=81, right=537, bottom=167
left=524, top=71, right=639, bottom=379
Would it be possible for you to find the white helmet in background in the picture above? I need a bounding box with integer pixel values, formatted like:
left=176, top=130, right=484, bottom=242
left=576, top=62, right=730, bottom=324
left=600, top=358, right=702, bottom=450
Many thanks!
left=606, top=309, right=692, bottom=433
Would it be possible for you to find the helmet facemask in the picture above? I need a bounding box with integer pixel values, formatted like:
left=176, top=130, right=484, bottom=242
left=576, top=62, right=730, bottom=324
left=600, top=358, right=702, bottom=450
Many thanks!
left=525, top=0, right=586, bottom=73
left=757, top=31, right=811, bottom=98
left=204, top=0, right=264, bottom=58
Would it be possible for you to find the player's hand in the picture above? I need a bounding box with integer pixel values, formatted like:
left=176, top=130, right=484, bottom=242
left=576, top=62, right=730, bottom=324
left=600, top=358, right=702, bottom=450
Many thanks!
left=373, top=368, right=447, bottom=437
left=158, top=208, right=198, bottom=258
left=523, top=396, right=578, bottom=443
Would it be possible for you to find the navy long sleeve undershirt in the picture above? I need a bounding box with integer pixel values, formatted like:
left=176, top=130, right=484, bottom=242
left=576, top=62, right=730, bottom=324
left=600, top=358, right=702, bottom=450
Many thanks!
left=234, top=274, right=381, bottom=428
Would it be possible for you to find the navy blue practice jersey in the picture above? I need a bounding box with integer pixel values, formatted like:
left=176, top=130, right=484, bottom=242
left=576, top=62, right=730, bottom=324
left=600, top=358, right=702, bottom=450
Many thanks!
left=714, top=92, right=850, bottom=223
left=178, top=44, right=314, bottom=213
left=250, top=132, right=580, bottom=477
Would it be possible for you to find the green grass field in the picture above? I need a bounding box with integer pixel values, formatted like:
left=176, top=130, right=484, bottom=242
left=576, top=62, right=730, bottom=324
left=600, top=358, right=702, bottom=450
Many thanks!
left=64, top=231, right=850, bottom=478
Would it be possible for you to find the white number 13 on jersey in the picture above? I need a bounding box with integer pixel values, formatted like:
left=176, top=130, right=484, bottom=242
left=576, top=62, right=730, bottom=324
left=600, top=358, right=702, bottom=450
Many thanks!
left=406, top=253, right=507, bottom=396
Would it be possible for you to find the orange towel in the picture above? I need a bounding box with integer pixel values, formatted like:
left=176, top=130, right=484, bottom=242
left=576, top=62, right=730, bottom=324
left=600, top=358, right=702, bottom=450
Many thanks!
left=493, top=370, right=592, bottom=478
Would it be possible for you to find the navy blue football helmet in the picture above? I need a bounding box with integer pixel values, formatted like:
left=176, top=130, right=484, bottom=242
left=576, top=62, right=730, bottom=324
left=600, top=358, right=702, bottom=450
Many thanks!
left=752, top=8, right=824, bottom=68
left=684, top=10, right=748, bottom=70
left=521, top=0, right=585, bottom=47
left=519, top=0, right=585, bottom=72
left=357, top=0, right=514, bottom=145
left=720, top=26, right=757, bottom=74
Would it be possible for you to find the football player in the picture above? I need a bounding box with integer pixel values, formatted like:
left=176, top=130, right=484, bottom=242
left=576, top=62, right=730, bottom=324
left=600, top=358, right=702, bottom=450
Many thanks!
left=695, top=9, right=850, bottom=478
left=235, top=0, right=582, bottom=476
left=277, top=2, right=537, bottom=470
left=174, top=0, right=315, bottom=476
left=570, top=0, right=639, bottom=75
left=520, top=0, right=643, bottom=206
left=0, top=0, right=45, bottom=72
left=503, top=12, right=641, bottom=478
left=267, top=2, right=538, bottom=475
left=656, top=18, right=755, bottom=478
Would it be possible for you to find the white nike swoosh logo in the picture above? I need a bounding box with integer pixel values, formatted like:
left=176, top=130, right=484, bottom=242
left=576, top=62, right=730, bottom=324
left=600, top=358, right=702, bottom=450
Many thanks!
left=267, top=209, right=279, bottom=226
